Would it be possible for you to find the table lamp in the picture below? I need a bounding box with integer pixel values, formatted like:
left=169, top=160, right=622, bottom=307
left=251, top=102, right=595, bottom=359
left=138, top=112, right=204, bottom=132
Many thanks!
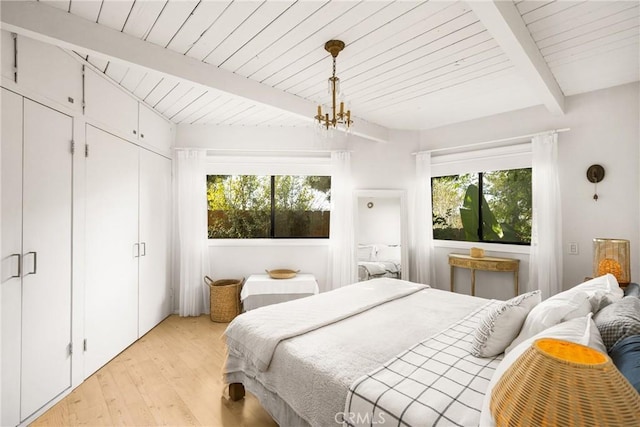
left=490, top=338, right=640, bottom=426
left=593, top=238, right=630, bottom=285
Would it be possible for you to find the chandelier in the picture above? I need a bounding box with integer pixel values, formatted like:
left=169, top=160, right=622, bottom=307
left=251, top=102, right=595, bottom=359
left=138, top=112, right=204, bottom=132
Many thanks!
left=315, top=40, right=353, bottom=133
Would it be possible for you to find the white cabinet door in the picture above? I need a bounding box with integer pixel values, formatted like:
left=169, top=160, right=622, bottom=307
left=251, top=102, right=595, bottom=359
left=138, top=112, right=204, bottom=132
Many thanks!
left=17, top=35, right=82, bottom=112
left=138, top=149, right=172, bottom=336
left=21, top=99, right=73, bottom=419
left=85, top=125, right=140, bottom=377
left=1, top=30, right=15, bottom=81
left=139, top=103, right=174, bottom=154
left=85, top=68, right=139, bottom=139
left=1, top=88, right=23, bottom=427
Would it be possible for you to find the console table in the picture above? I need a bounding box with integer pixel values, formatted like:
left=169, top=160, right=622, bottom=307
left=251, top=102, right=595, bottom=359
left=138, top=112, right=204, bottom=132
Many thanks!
left=448, top=253, right=520, bottom=297
left=241, top=273, right=319, bottom=311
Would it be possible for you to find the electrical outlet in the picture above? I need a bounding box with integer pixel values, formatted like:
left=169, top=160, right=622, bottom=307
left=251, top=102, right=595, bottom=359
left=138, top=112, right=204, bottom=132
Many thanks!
left=569, top=242, right=579, bottom=255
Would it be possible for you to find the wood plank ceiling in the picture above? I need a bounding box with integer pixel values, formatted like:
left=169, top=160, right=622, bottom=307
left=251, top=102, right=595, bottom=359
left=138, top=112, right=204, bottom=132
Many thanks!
left=38, top=0, right=640, bottom=130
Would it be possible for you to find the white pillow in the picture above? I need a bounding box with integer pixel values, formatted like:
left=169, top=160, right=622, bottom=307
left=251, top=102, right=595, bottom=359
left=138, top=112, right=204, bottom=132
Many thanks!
left=563, top=273, right=624, bottom=312
left=471, top=290, right=541, bottom=357
left=357, top=245, right=374, bottom=261
left=478, top=314, right=606, bottom=427
left=504, top=290, right=592, bottom=353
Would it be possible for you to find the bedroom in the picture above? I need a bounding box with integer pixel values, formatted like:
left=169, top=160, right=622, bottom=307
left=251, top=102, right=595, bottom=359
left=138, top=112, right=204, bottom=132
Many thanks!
left=1, top=0, right=639, bottom=426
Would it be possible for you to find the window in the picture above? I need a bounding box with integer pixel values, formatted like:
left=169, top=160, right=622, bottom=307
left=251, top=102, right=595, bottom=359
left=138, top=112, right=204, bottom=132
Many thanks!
left=431, top=168, right=532, bottom=244
left=207, top=175, right=331, bottom=239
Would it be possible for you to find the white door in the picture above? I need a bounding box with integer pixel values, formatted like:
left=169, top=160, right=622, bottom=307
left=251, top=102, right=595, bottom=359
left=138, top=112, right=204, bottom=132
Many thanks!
left=1, top=88, right=23, bottom=427
left=17, top=35, right=83, bottom=112
left=84, top=69, right=139, bottom=138
left=138, top=104, right=173, bottom=154
left=138, top=149, right=172, bottom=336
left=85, top=125, right=139, bottom=377
left=21, top=99, right=73, bottom=419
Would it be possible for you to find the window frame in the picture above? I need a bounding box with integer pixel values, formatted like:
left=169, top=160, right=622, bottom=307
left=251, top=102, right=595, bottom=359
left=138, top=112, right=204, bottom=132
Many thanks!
left=431, top=169, right=532, bottom=246
left=429, top=143, right=533, bottom=254
left=206, top=154, right=332, bottom=245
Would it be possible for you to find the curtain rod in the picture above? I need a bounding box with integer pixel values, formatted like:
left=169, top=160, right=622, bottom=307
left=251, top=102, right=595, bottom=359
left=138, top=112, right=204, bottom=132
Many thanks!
left=173, top=147, right=352, bottom=154
left=411, top=128, right=570, bottom=156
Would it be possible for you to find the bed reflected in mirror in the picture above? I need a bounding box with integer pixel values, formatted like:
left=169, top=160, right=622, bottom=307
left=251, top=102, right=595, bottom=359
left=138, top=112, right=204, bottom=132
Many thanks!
left=354, top=190, right=408, bottom=281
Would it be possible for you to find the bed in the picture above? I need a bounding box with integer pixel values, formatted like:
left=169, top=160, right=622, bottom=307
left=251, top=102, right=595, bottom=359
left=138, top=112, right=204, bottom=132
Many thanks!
left=357, top=244, right=402, bottom=281
left=222, top=275, right=633, bottom=427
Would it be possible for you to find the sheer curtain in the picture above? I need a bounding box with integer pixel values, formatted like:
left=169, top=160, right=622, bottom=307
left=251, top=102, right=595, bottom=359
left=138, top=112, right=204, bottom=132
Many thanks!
left=173, top=149, right=211, bottom=316
left=529, top=132, right=563, bottom=298
left=327, top=151, right=356, bottom=289
left=414, top=152, right=435, bottom=285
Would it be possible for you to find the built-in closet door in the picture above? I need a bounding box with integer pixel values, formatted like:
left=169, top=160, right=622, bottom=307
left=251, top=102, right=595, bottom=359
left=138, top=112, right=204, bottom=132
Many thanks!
left=1, top=88, right=24, bottom=427
left=20, top=99, right=73, bottom=419
left=1, top=92, right=73, bottom=424
left=85, top=125, right=139, bottom=377
left=138, top=149, right=172, bottom=336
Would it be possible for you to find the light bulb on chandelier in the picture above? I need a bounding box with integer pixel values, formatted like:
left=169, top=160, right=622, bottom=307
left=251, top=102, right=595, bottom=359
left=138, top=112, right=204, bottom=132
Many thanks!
left=315, top=40, right=353, bottom=136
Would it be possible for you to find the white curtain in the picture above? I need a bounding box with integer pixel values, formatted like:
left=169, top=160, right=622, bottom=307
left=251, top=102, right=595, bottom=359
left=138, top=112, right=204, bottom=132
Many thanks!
left=415, top=152, right=435, bottom=285
left=173, top=150, right=211, bottom=316
left=328, top=151, right=356, bottom=289
left=529, top=132, right=563, bottom=299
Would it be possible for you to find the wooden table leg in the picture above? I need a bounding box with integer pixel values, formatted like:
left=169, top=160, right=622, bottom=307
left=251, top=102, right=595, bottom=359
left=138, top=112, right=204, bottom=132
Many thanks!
left=514, top=270, right=519, bottom=296
left=450, top=265, right=454, bottom=292
left=471, top=269, right=476, bottom=296
left=229, top=383, right=245, bottom=401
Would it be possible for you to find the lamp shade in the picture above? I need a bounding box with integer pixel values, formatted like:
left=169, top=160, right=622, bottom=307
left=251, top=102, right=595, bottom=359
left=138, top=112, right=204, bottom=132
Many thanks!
left=593, top=238, right=630, bottom=284
left=491, top=338, right=640, bottom=426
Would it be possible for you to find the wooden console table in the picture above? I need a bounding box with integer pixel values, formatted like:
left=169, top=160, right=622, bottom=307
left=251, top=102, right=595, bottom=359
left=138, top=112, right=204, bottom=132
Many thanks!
left=448, top=253, right=520, bottom=297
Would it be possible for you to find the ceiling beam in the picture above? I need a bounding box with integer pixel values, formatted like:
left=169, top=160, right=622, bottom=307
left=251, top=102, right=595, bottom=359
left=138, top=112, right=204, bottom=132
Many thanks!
left=0, top=0, right=389, bottom=142
left=469, top=0, right=565, bottom=114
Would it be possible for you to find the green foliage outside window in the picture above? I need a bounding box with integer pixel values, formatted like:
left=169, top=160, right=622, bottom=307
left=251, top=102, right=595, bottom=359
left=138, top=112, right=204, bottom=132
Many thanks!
left=207, top=175, right=331, bottom=239
left=432, top=168, right=532, bottom=244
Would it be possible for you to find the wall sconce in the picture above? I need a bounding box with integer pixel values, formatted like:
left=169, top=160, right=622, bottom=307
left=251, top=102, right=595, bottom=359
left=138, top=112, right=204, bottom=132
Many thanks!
left=593, top=238, right=630, bottom=285
left=586, top=164, right=605, bottom=201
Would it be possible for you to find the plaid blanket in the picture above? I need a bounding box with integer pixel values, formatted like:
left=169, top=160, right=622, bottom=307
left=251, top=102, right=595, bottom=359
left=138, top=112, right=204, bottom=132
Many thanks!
left=344, top=301, right=503, bottom=427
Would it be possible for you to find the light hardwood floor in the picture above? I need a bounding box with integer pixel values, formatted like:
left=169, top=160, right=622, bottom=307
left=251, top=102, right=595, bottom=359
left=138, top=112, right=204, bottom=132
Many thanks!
left=32, top=315, right=277, bottom=426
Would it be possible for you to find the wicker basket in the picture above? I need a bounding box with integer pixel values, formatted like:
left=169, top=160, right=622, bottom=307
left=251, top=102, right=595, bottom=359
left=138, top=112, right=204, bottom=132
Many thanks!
left=205, top=276, right=243, bottom=323
left=265, top=269, right=299, bottom=279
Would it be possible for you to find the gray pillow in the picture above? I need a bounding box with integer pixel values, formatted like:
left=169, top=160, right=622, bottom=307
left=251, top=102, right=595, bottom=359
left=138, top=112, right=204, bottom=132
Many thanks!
left=593, top=297, right=640, bottom=350
left=624, top=282, right=640, bottom=298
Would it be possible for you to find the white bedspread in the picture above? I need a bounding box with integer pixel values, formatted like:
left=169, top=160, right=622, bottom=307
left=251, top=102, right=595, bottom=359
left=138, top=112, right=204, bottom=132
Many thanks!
left=345, top=300, right=503, bottom=427
left=225, top=278, right=428, bottom=371
left=224, top=287, right=488, bottom=427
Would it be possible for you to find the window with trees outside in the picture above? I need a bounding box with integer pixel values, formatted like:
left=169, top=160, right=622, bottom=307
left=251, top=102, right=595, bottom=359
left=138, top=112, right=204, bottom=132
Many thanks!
left=431, top=168, right=532, bottom=244
left=207, top=175, right=331, bottom=239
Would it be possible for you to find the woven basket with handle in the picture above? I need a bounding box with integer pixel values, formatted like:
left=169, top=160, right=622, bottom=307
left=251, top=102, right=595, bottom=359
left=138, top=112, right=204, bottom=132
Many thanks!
left=204, top=276, right=243, bottom=323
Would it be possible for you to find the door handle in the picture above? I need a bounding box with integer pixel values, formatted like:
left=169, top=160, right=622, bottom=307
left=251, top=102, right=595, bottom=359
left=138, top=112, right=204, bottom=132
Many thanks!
left=24, top=251, right=37, bottom=275
left=133, top=243, right=140, bottom=258
left=10, top=253, right=21, bottom=278
left=140, top=242, right=146, bottom=257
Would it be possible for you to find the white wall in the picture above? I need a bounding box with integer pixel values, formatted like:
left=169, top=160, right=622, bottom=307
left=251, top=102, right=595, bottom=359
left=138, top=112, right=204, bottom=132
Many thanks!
left=176, top=125, right=419, bottom=292
left=420, top=82, right=640, bottom=297
left=178, top=83, right=639, bottom=298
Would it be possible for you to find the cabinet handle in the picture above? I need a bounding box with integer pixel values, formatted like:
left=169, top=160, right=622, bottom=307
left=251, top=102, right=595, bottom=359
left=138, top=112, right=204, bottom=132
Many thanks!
left=24, top=251, right=37, bottom=275
left=133, top=243, right=140, bottom=258
left=133, top=130, right=137, bottom=135
left=10, top=253, right=21, bottom=278
left=141, top=242, right=146, bottom=257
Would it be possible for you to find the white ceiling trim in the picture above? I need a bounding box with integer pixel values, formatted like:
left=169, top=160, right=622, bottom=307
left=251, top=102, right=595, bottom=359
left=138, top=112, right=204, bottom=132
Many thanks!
left=468, top=0, right=565, bottom=114
left=0, top=0, right=389, bottom=143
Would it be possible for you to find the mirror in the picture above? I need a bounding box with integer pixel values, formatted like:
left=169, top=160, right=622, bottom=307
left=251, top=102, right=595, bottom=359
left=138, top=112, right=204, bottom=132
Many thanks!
left=354, top=190, right=409, bottom=282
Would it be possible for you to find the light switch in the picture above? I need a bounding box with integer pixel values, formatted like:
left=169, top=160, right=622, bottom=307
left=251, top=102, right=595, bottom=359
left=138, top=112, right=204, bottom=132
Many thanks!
left=569, top=242, right=579, bottom=255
